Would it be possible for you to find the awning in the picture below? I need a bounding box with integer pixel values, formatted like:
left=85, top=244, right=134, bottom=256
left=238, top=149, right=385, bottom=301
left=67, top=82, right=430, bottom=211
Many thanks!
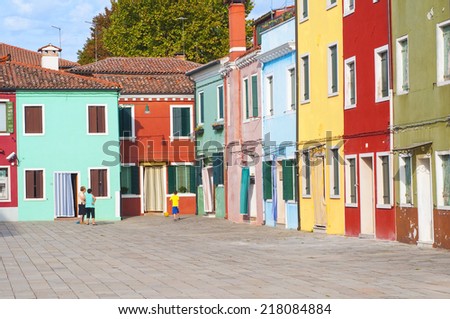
left=393, top=141, right=433, bottom=152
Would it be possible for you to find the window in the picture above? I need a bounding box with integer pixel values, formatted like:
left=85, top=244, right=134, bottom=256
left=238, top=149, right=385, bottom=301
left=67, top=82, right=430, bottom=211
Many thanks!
left=399, top=155, right=413, bottom=206
left=300, top=54, right=310, bottom=103
left=437, top=21, right=450, bottom=85
left=330, top=148, right=340, bottom=197
left=282, top=159, right=297, bottom=201
left=168, top=165, right=196, bottom=194
left=266, top=75, right=274, bottom=115
left=25, top=169, right=44, bottom=199
left=171, top=106, right=192, bottom=138
left=0, top=167, right=10, bottom=201
left=24, top=105, right=43, bottom=134
left=328, top=44, right=338, bottom=96
left=90, top=168, right=108, bottom=197
left=119, top=105, right=134, bottom=138
left=302, top=152, right=311, bottom=197
left=300, top=0, right=308, bottom=21
left=345, top=156, right=357, bottom=205
left=436, top=152, right=450, bottom=208
left=263, top=161, right=272, bottom=200
left=88, top=105, right=106, bottom=134
left=375, top=45, right=390, bottom=102
left=344, top=0, right=355, bottom=15
left=0, top=101, right=13, bottom=133
left=377, top=153, right=392, bottom=207
left=344, top=57, right=356, bottom=108
left=217, top=85, right=224, bottom=120
left=243, top=78, right=250, bottom=119
left=251, top=74, right=258, bottom=118
left=121, top=165, right=139, bottom=195
left=198, top=91, right=205, bottom=124
left=327, top=0, right=337, bottom=10
left=288, top=67, right=296, bottom=110
left=396, top=36, right=409, bottom=93
left=212, top=152, right=224, bottom=186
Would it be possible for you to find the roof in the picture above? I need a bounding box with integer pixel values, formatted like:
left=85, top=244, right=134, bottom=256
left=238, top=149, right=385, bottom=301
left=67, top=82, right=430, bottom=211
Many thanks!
left=0, top=43, right=79, bottom=69
left=93, top=74, right=194, bottom=95
left=70, top=57, right=201, bottom=75
left=0, top=61, right=121, bottom=91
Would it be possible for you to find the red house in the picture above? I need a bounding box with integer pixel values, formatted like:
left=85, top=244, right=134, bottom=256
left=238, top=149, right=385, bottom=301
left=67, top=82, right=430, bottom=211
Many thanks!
left=343, top=0, right=395, bottom=240
left=70, top=57, right=200, bottom=217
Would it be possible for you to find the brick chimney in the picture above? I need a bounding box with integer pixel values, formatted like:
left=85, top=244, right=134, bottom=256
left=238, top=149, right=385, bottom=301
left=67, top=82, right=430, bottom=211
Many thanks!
left=38, top=44, right=61, bottom=70
left=226, top=0, right=247, bottom=61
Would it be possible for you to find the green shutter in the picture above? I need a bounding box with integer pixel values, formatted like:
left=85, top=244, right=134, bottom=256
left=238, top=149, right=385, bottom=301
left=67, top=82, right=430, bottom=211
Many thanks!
left=199, top=92, right=204, bottom=123
left=240, top=167, right=250, bottom=214
left=303, top=0, right=308, bottom=18
left=282, top=160, right=294, bottom=201
left=350, top=62, right=356, bottom=104
left=189, top=165, right=196, bottom=193
left=349, top=158, right=356, bottom=203
left=404, top=156, right=412, bottom=204
left=172, top=108, right=181, bottom=136
left=119, top=107, right=132, bottom=137
left=181, top=107, right=191, bottom=136
left=131, top=166, right=139, bottom=194
left=401, top=40, right=409, bottom=90
left=168, top=166, right=176, bottom=194
left=382, top=156, right=390, bottom=204
left=331, top=45, right=338, bottom=93
left=263, top=161, right=272, bottom=200
left=251, top=75, right=258, bottom=117
left=443, top=155, right=450, bottom=206
left=381, top=51, right=389, bottom=97
left=444, top=25, right=450, bottom=79
left=218, top=86, right=224, bottom=119
left=244, top=79, right=249, bottom=119
left=303, top=57, right=310, bottom=100
left=6, top=102, right=13, bottom=133
left=290, top=69, right=296, bottom=109
left=213, top=153, right=224, bottom=186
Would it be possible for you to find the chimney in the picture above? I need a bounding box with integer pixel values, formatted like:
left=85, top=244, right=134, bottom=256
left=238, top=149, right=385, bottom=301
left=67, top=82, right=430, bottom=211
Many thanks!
left=226, top=0, right=247, bottom=61
left=38, top=44, right=61, bottom=70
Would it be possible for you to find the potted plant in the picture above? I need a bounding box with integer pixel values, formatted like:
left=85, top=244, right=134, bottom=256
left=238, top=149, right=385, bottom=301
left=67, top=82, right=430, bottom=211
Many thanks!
left=212, top=121, right=224, bottom=131
left=194, top=125, right=204, bottom=135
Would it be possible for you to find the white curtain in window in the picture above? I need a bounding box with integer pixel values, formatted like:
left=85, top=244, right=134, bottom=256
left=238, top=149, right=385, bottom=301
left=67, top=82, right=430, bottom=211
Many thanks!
left=145, top=166, right=164, bottom=212
left=55, top=173, right=75, bottom=217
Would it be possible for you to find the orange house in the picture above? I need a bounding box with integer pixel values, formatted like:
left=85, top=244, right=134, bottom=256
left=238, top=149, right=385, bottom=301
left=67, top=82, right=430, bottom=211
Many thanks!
left=70, top=57, right=201, bottom=217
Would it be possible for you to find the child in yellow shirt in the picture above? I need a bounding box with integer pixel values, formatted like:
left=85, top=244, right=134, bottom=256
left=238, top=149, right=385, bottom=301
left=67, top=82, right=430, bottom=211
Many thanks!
left=169, top=191, right=180, bottom=221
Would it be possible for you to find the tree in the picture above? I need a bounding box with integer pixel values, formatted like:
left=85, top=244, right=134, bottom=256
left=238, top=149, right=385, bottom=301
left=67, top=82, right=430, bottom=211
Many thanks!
left=78, top=0, right=254, bottom=64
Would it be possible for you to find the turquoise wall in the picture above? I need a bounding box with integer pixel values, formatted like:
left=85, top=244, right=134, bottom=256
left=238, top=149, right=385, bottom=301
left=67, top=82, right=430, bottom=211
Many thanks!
left=215, top=185, right=225, bottom=219
left=16, top=90, right=121, bottom=221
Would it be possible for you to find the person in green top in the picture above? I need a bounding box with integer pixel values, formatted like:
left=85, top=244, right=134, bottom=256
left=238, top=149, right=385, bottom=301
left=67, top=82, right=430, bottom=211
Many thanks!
left=85, top=188, right=97, bottom=225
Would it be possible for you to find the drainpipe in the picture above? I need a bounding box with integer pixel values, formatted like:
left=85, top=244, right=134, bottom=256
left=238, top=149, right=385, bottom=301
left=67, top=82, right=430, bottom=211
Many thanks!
left=295, top=6, right=301, bottom=231
left=387, top=0, right=394, bottom=154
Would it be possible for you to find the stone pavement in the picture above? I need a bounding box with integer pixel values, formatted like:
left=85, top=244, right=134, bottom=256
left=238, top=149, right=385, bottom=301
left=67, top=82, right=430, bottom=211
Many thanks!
left=1, top=214, right=450, bottom=299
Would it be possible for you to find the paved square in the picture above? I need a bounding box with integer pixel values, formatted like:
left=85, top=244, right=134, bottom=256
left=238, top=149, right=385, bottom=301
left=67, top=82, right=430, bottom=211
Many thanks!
left=1, top=215, right=450, bottom=298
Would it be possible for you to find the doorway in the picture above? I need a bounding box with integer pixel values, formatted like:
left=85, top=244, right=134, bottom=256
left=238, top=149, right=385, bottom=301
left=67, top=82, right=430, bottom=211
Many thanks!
left=276, top=161, right=286, bottom=224
left=144, top=166, right=165, bottom=212
left=416, top=156, right=433, bottom=244
left=54, top=172, right=78, bottom=218
left=313, top=155, right=327, bottom=229
left=360, top=155, right=375, bottom=237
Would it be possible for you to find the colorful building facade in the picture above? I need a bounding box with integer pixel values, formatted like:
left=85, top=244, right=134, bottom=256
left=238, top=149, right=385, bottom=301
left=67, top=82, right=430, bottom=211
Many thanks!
left=343, top=0, right=395, bottom=240
left=297, top=0, right=345, bottom=234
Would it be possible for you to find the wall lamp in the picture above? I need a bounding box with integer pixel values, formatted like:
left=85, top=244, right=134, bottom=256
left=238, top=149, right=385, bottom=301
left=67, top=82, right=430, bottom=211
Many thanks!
left=144, top=104, right=150, bottom=114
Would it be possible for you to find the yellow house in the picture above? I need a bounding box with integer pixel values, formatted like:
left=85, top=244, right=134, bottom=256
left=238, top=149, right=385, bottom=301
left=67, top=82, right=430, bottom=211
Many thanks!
left=297, top=0, right=344, bottom=234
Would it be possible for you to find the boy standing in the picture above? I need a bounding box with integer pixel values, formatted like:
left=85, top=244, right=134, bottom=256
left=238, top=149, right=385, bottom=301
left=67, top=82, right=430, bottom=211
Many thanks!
left=85, top=188, right=97, bottom=225
left=169, top=191, right=180, bottom=221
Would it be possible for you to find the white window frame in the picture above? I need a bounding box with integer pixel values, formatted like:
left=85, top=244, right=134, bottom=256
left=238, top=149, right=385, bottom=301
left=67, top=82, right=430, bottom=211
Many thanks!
left=330, top=147, right=341, bottom=199
left=169, top=104, right=193, bottom=140
left=0, top=100, right=10, bottom=135
left=327, top=0, right=338, bottom=11
left=436, top=20, right=450, bottom=86
left=86, top=104, right=108, bottom=135
left=302, top=152, right=311, bottom=198
left=23, top=104, right=45, bottom=136
left=88, top=167, right=110, bottom=199
left=436, top=150, right=450, bottom=210
left=242, top=77, right=250, bottom=121
left=374, top=45, right=390, bottom=103
left=171, top=162, right=195, bottom=195
left=396, top=35, right=409, bottom=95
left=399, top=154, right=413, bottom=207
left=265, top=74, right=274, bottom=116
left=121, top=163, right=140, bottom=198
left=23, top=168, right=46, bottom=201
left=343, top=0, right=355, bottom=16
left=328, top=43, right=339, bottom=97
left=0, top=166, right=11, bottom=202
left=344, top=56, right=357, bottom=109
left=118, top=104, right=135, bottom=140
left=345, top=155, right=358, bottom=207
left=217, top=85, right=224, bottom=121
left=198, top=91, right=205, bottom=125
left=287, top=65, right=296, bottom=111
left=300, top=0, right=309, bottom=22
left=376, top=152, right=393, bottom=209
left=300, top=53, right=311, bottom=104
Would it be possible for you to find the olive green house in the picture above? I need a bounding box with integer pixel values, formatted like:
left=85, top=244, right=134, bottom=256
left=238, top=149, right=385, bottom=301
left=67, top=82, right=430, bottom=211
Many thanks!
left=392, top=0, right=450, bottom=248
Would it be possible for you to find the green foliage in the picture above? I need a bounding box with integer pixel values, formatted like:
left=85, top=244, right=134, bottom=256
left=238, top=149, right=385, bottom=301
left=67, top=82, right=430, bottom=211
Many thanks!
left=77, top=0, right=254, bottom=64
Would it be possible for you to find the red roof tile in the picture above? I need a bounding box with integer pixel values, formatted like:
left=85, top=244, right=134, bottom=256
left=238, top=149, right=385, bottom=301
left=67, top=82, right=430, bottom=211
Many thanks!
left=0, top=61, right=120, bottom=90
left=70, top=57, right=201, bottom=75
left=94, top=74, right=194, bottom=95
left=0, top=43, right=79, bottom=69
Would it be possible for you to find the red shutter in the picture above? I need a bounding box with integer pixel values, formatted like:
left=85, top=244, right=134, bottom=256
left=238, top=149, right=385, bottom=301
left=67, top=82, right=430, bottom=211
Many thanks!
left=25, top=171, right=34, bottom=198
left=36, top=170, right=43, bottom=198
left=97, top=106, right=106, bottom=133
left=99, top=169, right=107, bottom=196
left=90, top=169, right=99, bottom=196
left=88, top=106, right=97, bottom=133
left=25, top=106, right=42, bottom=134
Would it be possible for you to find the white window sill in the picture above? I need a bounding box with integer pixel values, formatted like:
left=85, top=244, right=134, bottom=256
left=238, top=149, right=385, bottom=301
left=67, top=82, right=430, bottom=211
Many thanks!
left=330, top=195, right=341, bottom=199
left=345, top=203, right=358, bottom=208
left=344, top=104, right=357, bottom=110
left=437, top=206, right=450, bottom=211
left=95, top=196, right=111, bottom=200
left=121, top=194, right=141, bottom=198
left=24, top=133, right=45, bottom=136
left=0, top=133, right=11, bottom=136
left=396, top=90, right=409, bottom=96
left=299, top=17, right=309, bottom=24
left=243, top=117, right=260, bottom=124
left=0, top=199, right=11, bottom=202
left=302, top=195, right=312, bottom=199
left=343, top=10, right=355, bottom=17
left=300, top=100, right=311, bottom=105
left=376, top=204, right=392, bottom=209
left=170, top=136, right=191, bottom=141
left=327, top=3, right=338, bottom=11
left=120, top=136, right=137, bottom=142
left=375, top=96, right=390, bottom=103
left=399, top=203, right=413, bottom=208
left=166, top=193, right=196, bottom=197
left=436, top=79, right=450, bottom=87
left=328, top=92, right=339, bottom=98
left=284, top=109, right=296, bottom=115
left=24, top=198, right=46, bottom=201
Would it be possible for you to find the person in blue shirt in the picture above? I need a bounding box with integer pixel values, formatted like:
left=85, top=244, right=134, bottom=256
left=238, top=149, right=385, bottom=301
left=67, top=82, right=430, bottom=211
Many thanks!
left=85, top=188, right=97, bottom=225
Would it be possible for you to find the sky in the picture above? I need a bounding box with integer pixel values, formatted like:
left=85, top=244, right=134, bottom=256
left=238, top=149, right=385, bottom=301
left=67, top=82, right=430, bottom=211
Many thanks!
left=0, top=0, right=294, bottom=63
